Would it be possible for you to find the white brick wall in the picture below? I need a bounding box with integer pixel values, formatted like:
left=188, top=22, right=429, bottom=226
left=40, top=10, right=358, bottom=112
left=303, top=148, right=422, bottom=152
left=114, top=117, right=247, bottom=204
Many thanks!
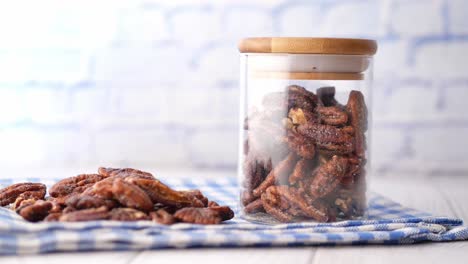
left=0, top=0, right=467, bottom=177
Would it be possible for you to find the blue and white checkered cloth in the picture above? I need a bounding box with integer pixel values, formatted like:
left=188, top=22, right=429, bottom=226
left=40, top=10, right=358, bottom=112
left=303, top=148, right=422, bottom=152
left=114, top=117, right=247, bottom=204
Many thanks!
left=0, top=177, right=467, bottom=255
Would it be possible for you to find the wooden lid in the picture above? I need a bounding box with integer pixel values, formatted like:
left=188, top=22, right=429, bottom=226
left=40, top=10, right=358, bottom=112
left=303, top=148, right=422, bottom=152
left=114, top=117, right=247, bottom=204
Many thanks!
left=250, top=71, right=364, bottom=80
left=238, top=37, right=377, bottom=55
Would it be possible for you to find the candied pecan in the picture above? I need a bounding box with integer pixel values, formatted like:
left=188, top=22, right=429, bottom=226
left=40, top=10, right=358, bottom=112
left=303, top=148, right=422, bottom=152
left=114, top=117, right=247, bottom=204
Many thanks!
left=346, top=90, right=368, bottom=157
left=124, top=177, right=203, bottom=208
left=297, top=123, right=354, bottom=154
left=208, top=206, right=234, bottom=221
left=59, top=207, right=110, bottom=222
left=0, top=183, right=46, bottom=206
left=317, top=86, right=339, bottom=107
left=92, top=177, right=153, bottom=212
left=65, top=194, right=118, bottom=210
left=109, top=208, right=149, bottom=221
left=150, top=209, right=176, bottom=225
left=316, top=106, right=348, bottom=126
left=252, top=152, right=298, bottom=197
left=287, top=85, right=318, bottom=110
left=17, top=200, right=53, bottom=222
left=13, top=197, right=36, bottom=210
left=244, top=198, right=264, bottom=214
left=44, top=213, right=62, bottom=222
left=289, top=158, right=314, bottom=185
left=174, top=207, right=222, bottom=225
left=261, top=194, right=294, bottom=222
left=309, top=155, right=348, bottom=198
left=284, top=131, right=316, bottom=159
left=265, top=186, right=328, bottom=222
left=180, top=189, right=209, bottom=207
left=98, top=167, right=154, bottom=179
left=49, top=174, right=106, bottom=198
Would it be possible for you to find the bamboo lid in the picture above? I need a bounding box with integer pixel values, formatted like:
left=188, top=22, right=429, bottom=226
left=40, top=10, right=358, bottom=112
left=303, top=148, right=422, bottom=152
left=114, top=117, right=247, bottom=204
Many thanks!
left=238, top=37, right=377, bottom=55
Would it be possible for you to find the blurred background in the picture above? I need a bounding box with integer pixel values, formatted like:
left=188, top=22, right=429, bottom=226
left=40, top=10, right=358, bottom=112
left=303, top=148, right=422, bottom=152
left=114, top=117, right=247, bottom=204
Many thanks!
left=0, top=0, right=467, bottom=177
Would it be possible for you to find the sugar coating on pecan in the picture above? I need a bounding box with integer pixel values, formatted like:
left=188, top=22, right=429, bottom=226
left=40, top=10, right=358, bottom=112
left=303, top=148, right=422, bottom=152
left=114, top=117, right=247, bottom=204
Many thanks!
left=309, top=156, right=348, bottom=198
left=49, top=174, right=106, bottom=198
left=316, top=106, right=348, bottom=126
left=0, top=183, right=46, bottom=206
left=297, top=123, right=354, bottom=154
left=284, top=131, right=316, bottom=159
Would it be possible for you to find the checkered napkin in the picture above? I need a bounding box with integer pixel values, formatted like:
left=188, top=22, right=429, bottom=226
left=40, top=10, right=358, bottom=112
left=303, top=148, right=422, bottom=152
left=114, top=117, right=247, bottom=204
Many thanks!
left=0, top=177, right=467, bottom=255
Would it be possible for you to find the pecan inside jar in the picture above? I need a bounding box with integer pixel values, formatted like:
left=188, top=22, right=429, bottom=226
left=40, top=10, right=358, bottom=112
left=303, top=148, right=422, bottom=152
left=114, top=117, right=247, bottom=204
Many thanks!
left=242, top=85, right=368, bottom=223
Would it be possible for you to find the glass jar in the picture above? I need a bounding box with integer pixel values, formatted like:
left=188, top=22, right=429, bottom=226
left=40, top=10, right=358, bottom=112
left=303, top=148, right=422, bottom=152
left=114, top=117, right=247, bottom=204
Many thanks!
left=238, top=37, right=377, bottom=224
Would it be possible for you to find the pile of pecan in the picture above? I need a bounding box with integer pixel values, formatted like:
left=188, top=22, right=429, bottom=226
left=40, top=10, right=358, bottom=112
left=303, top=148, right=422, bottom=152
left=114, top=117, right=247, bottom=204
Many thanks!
left=242, top=85, right=367, bottom=222
left=0, top=168, right=234, bottom=225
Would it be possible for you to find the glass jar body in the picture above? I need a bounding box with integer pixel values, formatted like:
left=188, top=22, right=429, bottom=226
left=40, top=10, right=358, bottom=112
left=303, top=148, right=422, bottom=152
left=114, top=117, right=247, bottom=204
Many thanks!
left=238, top=53, right=373, bottom=224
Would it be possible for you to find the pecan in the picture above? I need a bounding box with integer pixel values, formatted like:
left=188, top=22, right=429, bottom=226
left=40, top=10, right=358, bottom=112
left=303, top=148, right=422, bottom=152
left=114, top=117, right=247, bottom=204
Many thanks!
left=17, top=200, right=53, bottom=222
left=174, top=207, right=223, bottom=225
left=297, top=123, right=354, bottom=154
left=44, top=213, right=62, bottom=222
left=309, top=155, right=348, bottom=198
left=109, top=208, right=149, bottom=221
left=252, top=152, right=298, bottom=197
left=208, top=206, right=234, bottom=221
left=287, top=85, right=318, bottom=111
left=241, top=190, right=256, bottom=206
left=0, top=183, right=46, bottom=206
left=98, top=167, right=154, bottom=179
left=261, top=194, right=294, bottom=222
left=65, top=194, right=118, bottom=210
left=59, top=207, right=110, bottom=222
left=150, top=209, right=176, bottom=225
left=317, top=86, right=339, bottom=107
left=123, top=177, right=204, bottom=208
left=92, top=177, right=153, bottom=212
left=264, top=186, right=328, bottom=222
left=346, top=90, right=368, bottom=157
left=284, top=131, right=316, bottom=159
left=289, top=158, right=314, bottom=185
left=49, top=174, right=106, bottom=198
left=180, top=189, right=209, bottom=207
left=316, top=106, right=348, bottom=126
left=244, top=198, right=264, bottom=214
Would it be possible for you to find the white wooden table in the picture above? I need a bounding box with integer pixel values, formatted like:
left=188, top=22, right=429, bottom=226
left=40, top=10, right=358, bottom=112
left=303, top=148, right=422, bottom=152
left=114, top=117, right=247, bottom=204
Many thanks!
left=1, top=169, right=467, bottom=263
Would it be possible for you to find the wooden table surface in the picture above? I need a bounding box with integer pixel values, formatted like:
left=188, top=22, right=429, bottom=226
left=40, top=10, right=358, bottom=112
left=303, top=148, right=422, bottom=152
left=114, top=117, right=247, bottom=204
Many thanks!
left=1, top=169, right=467, bottom=264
